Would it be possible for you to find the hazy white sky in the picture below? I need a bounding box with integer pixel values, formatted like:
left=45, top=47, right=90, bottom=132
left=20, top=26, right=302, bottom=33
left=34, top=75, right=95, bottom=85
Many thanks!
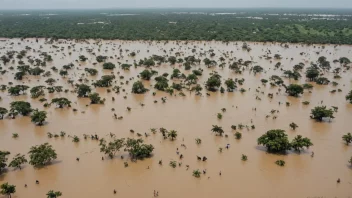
left=0, top=0, right=351, bottom=9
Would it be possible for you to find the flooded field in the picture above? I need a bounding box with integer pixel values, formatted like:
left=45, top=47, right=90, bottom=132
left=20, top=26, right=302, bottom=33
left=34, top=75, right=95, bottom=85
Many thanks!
left=0, top=38, right=351, bottom=198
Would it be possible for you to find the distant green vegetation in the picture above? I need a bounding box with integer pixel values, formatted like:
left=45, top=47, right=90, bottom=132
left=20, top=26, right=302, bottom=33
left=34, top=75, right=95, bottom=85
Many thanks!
left=0, top=8, right=352, bottom=44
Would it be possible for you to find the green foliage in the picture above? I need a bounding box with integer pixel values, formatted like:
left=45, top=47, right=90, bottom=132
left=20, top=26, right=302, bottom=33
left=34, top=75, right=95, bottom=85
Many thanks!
left=89, top=93, right=103, bottom=104
left=140, top=69, right=154, bottom=80
left=132, top=81, right=148, bottom=94
left=154, top=76, right=169, bottom=91
left=51, top=98, right=71, bottom=108
left=257, top=129, right=291, bottom=153
left=346, top=90, right=352, bottom=104
left=10, top=101, right=32, bottom=116
left=125, top=138, right=154, bottom=159
left=285, top=84, right=304, bottom=97
left=30, top=86, right=46, bottom=98
left=342, top=133, right=352, bottom=145
left=211, top=125, right=224, bottom=136
left=0, top=183, right=16, bottom=197
left=205, top=74, right=221, bottom=91
left=100, top=138, right=125, bottom=158
left=252, top=65, right=263, bottom=73
left=310, top=106, right=334, bottom=121
left=193, top=169, right=201, bottom=178
left=224, top=79, right=236, bottom=92
left=291, top=135, right=313, bottom=152
left=169, top=161, right=177, bottom=168
left=0, top=107, right=8, bottom=119
left=241, top=154, right=248, bottom=161
left=28, top=143, right=57, bottom=167
left=93, top=75, right=115, bottom=87
left=168, top=130, right=177, bottom=140
left=31, top=109, right=47, bottom=125
left=8, top=85, right=29, bottom=96
left=315, top=77, right=330, bottom=85
left=102, top=62, right=115, bottom=69
left=96, top=55, right=107, bottom=63
left=275, top=160, right=285, bottom=166
left=0, top=151, right=10, bottom=173
left=46, top=190, right=62, bottom=198
left=305, top=67, right=320, bottom=81
left=84, top=68, right=98, bottom=76
left=9, top=154, right=27, bottom=170
left=289, top=122, right=298, bottom=130
left=76, top=84, right=91, bottom=97
left=235, top=132, right=242, bottom=139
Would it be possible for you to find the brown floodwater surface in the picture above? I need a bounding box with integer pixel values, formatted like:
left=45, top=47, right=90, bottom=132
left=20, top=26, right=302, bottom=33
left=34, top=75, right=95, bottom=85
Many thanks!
left=0, top=39, right=352, bottom=198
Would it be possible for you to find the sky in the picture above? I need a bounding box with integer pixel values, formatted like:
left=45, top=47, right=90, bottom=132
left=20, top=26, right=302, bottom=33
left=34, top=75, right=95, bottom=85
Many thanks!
left=0, top=0, right=351, bottom=10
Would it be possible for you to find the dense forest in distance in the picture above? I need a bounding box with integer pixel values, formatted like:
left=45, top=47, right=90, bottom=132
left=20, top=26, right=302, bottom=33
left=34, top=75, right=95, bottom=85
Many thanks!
left=0, top=8, right=352, bottom=44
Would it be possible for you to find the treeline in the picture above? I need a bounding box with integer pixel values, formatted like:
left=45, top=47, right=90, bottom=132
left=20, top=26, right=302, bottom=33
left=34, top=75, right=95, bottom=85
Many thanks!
left=0, top=9, right=352, bottom=44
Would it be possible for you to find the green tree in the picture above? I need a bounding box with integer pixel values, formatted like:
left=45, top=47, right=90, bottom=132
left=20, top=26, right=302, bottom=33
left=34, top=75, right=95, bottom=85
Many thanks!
left=0, top=183, right=16, bottom=198
left=9, top=154, right=27, bottom=170
left=205, top=75, right=221, bottom=91
left=305, top=67, right=319, bottom=81
left=310, top=106, right=334, bottom=121
left=96, top=55, right=107, bottom=63
left=168, top=56, right=177, bottom=65
left=346, top=90, right=352, bottom=104
left=211, top=125, right=224, bottom=136
left=0, top=107, right=8, bottom=119
left=193, top=169, right=201, bottom=178
left=10, top=101, right=32, bottom=116
left=290, top=135, right=313, bottom=152
left=31, top=109, right=47, bottom=125
left=76, top=84, right=91, bottom=97
left=132, top=81, right=148, bottom=94
left=30, top=86, right=46, bottom=98
left=252, top=65, right=263, bottom=73
left=99, top=138, right=125, bottom=159
left=51, top=98, right=71, bottom=108
left=28, top=143, right=57, bottom=167
left=125, top=138, right=154, bottom=160
left=140, top=69, right=154, bottom=80
left=121, top=64, right=131, bottom=70
left=103, top=62, right=116, bottom=70
left=154, top=76, right=169, bottom=91
left=0, top=151, right=10, bottom=173
left=46, top=190, right=62, bottom=198
left=168, top=130, right=178, bottom=140
left=93, top=75, right=115, bottom=87
left=289, top=122, right=298, bottom=130
left=89, top=93, right=103, bottom=104
left=224, top=79, right=236, bottom=92
left=342, top=133, right=352, bottom=145
left=257, top=129, right=291, bottom=153
left=285, top=84, right=303, bottom=97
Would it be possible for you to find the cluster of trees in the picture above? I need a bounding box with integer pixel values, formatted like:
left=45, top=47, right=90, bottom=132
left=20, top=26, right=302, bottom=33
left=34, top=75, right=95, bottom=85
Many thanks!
left=1, top=183, right=62, bottom=198
left=257, top=129, right=313, bottom=153
left=99, top=138, right=154, bottom=160
left=1, top=9, right=352, bottom=44
left=0, top=143, right=57, bottom=176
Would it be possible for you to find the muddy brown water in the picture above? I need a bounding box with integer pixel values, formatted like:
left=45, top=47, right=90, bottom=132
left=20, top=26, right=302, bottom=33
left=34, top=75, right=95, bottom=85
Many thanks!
left=0, top=39, right=352, bottom=198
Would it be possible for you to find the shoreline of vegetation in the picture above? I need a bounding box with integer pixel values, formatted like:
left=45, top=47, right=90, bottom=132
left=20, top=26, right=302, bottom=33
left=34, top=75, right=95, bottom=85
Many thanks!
left=1, top=9, right=352, bottom=44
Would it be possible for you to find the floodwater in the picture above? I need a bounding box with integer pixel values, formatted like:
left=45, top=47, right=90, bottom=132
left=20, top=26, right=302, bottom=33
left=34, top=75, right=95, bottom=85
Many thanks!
left=0, top=38, right=352, bottom=198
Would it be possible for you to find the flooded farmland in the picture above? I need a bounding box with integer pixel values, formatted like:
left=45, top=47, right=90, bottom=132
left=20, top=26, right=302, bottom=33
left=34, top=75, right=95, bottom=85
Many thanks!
left=0, top=38, right=351, bottom=198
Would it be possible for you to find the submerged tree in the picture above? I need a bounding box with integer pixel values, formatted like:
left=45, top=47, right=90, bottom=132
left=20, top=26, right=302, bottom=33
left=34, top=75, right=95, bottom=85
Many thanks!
left=0, top=107, right=8, bottom=119
left=31, top=109, right=47, bottom=125
left=76, top=84, right=91, bottom=97
left=125, top=138, right=154, bottom=160
left=9, top=154, right=27, bottom=170
left=310, top=106, right=334, bottom=121
left=289, top=122, right=298, bottom=130
left=290, top=135, right=313, bottom=152
left=257, top=129, right=291, bottom=153
left=46, top=190, right=62, bottom=198
left=193, top=169, right=201, bottom=178
left=100, top=138, right=125, bottom=159
left=10, top=101, right=32, bottom=116
left=51, top=98, right=71, bottom=108
left=28, top=143, right=57, bottom=167
left=132, top=81, right=148, bottom=94
left=346, top=90, right=352, bottom=104
left=205, top=75, right=221, bottom=91
left=168, top=130, right=178, bottom=140
left=342, top=133, right=352, bottom=145
left=0, top=182, right=16, bottom=198
left=224, top=79, right=236, bottom=92
left=89, top=93, right=103, bottom=104
left=0, top=151, right=10, bottom=173
left=285, top=84, right=303, bottom=97
left=211, top=125, right=224, bottom=136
